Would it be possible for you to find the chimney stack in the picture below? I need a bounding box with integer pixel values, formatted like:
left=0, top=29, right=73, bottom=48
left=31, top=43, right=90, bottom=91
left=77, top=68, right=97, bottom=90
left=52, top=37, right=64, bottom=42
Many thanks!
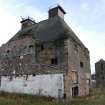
left=48, top=5, right=66, bottom=19
left=20, top=17, right=35, bottom=29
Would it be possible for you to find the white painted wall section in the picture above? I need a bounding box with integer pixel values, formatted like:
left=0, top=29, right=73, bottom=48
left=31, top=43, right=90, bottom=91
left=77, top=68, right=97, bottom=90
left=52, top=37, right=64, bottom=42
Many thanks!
left=0, top=74, right=64, bottom=98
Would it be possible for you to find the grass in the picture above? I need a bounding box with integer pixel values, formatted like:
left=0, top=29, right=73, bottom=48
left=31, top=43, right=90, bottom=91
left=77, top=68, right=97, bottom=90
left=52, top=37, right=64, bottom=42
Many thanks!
left=0, top=89, right=105, bottom=105
left=0, top=91, right=62, bottom=105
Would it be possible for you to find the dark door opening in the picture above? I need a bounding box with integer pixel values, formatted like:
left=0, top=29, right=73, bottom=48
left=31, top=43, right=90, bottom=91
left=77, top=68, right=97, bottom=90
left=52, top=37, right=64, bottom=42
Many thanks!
left=72, top=86, right=79, bottom=97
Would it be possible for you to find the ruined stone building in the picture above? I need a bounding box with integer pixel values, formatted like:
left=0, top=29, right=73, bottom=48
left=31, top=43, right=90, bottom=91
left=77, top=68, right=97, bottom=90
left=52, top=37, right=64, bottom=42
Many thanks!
left=95, top=59, right=105, bottom=88
left=0, top=5, right=91, bottom=99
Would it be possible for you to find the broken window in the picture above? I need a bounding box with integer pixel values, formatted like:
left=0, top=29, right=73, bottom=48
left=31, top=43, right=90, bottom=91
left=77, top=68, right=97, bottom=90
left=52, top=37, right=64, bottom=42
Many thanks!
left=7, top=50, right=10, bottom=53
left=51, top=57, right=58, bottom=65
left=80, top=61, right=84, bottom=68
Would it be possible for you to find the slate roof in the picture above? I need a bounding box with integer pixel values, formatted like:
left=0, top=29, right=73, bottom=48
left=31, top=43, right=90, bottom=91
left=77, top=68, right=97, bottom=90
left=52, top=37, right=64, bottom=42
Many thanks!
left=95, top=59, right=105, bottom=64
left=9, top=16, right=87, bottom=49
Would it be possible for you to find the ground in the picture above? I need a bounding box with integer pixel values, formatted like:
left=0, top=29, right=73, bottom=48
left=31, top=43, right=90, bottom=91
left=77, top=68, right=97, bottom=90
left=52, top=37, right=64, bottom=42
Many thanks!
left=0, top=89, right=105, bottom=105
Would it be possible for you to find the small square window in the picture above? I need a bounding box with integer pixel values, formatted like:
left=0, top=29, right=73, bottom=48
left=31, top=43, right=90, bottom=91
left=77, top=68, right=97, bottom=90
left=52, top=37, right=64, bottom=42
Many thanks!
left=51, top=57, right=58, bottom=65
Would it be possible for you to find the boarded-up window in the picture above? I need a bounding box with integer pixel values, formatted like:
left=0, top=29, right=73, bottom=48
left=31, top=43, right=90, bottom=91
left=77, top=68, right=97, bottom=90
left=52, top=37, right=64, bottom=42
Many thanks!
left=72, top=71, right=78, bottom=84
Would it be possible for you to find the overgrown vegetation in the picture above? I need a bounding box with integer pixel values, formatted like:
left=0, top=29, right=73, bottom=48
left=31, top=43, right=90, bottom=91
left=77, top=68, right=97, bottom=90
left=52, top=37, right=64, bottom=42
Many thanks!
left=0, top=89, right=105, bottom=105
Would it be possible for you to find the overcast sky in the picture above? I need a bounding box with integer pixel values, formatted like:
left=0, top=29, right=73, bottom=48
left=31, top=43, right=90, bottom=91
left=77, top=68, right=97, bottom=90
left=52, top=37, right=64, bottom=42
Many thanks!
left=0, top=0, right=105, bottom=73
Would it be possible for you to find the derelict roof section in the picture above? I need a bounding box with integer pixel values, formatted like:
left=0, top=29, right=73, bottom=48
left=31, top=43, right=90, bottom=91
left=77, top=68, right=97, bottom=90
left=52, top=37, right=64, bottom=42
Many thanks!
left=9, top=16, right=88, bottom=51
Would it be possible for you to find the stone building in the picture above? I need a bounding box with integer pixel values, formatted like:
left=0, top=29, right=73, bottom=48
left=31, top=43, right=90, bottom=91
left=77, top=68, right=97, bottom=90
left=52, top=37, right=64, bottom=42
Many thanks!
left=95, top=59, right=105, bottom=88
left=0, top=5, right=91, bottom=99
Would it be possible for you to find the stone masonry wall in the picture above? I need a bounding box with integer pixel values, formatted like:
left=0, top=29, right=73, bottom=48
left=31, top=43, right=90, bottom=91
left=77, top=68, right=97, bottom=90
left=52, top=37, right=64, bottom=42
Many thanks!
left=95, top=60, right=105, bottom=88
left=36, top=39, right=68, bottom=66
left=64, top=38, right=91, bottom=99
left=0, top=35, right=35, bottom=75
left=0, top=33, right=90, bottom=99
left=0, top=37, right=67, bottom=76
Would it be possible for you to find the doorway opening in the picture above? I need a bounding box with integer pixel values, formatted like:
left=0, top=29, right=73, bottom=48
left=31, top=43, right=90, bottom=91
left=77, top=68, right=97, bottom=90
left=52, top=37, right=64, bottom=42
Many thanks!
left=72, top=86, right=79, bottom=97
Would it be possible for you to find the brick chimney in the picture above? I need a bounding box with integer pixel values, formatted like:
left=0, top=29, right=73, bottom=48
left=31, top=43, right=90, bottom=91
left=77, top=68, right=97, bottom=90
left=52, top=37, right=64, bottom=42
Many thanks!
left=48, top=5, right=66, bottom=19
left=20, top=17, right=35, bottom=29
